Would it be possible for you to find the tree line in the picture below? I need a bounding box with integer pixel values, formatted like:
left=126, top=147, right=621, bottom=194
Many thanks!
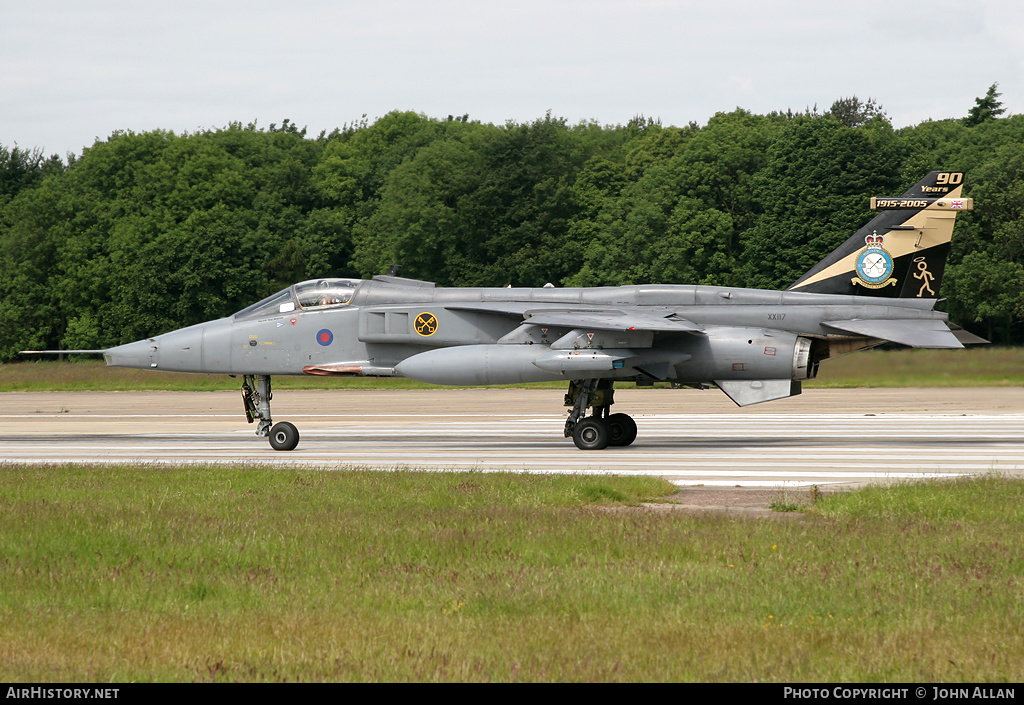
left=1, top=88, right=1022, bottom=360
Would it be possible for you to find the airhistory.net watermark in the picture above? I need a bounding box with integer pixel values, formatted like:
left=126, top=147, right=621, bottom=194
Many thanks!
left=6, top=689, right=119, bottom=700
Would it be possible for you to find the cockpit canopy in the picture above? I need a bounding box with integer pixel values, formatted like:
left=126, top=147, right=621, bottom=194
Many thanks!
left=234, top=279, right=363, bottom=319
left=294, top=279, right=361, bottom=309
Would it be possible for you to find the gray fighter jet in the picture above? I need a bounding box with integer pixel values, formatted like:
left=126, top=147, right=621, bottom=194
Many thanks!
left=27, top=171, right=982, bottom=450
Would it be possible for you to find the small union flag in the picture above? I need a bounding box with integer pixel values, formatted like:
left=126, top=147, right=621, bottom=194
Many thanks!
left=951, top=200, right=964, bottom=209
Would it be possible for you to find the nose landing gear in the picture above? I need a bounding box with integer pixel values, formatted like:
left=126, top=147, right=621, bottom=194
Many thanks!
left=242, top=374, right=300, bottom=451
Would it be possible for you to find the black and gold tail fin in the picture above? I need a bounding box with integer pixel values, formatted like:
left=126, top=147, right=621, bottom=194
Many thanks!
left=787, top=172, right=972, bottom=298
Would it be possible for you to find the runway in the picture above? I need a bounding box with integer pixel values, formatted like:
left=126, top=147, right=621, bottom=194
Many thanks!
left=2, top=388, right=1022, bottom=488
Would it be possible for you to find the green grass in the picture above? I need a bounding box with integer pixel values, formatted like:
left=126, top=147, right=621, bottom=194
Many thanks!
left=0, top=359, right=443, bottom=392
left=3, top=346, right=1022, bottom=392
left=807, top=346, right=1024, bottom=388
left=1, top=467, right=1022, bottom=682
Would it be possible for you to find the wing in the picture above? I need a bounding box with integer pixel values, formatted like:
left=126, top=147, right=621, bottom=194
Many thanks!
left=445, top=303, right=703, bottom=333
left=522, top=309, right=703, bottom=333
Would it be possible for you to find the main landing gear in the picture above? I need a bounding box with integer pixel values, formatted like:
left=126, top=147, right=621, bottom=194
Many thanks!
left=242, top=374, right=299, bottom=451
left=239, top=374, right=635, bottom=452
left=564, top=379, right=637, bottom=451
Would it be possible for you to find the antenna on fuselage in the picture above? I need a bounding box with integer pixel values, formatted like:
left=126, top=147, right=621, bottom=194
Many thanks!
left=386, top=263, right=399, bottom=276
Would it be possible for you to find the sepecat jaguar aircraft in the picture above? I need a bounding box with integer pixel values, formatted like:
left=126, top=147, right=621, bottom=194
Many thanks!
left=26, top=171, right=983, bottom=451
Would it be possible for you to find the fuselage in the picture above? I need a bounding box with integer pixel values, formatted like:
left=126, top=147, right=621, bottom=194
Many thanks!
left=103, top=278, right=946, bottom=386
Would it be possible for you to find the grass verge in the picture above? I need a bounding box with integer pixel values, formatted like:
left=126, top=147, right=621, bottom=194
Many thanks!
left=1, top=467, right=1021, bottom=682
left=807, top=346, right=1024, bottom=388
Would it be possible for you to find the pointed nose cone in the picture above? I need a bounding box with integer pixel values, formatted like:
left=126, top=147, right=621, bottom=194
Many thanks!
left=103, top=318, right=233, bottom=373
left=104, top=338, right=159, bottom=370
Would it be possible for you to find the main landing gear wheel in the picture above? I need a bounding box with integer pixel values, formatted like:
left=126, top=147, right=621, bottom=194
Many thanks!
left=572, top=418, right=610, bottom=451
left=606, top=413, right=637, bottom=447
left=564, top=378, right=636, bottom=450
left=268, top=421, right=300, bottom=451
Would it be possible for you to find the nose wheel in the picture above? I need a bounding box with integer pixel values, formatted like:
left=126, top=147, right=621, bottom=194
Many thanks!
left=268, top=421, right=300, bottom=451
left=242, top=375, right=301, bottom=451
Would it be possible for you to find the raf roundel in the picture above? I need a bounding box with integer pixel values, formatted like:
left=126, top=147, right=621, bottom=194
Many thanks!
left=316, top=329, right=334, bottom=346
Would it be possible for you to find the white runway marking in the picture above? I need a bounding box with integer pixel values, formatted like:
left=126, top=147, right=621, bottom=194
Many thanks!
left=3, top=409, right=1022, bottom=488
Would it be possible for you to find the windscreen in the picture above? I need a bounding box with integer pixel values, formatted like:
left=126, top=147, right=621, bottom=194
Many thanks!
left=233, top=289, right=295, bottom=319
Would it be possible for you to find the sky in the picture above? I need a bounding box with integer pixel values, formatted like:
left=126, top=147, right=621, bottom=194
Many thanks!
left=3, top=0, right=1023, bottom=158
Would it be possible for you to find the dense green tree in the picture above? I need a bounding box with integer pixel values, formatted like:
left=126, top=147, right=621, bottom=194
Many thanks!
left=0, top=125, right=339, bottom=355
left=0, top=177, right=66, bottom=358
left=353, top=114, right=607, bottom=286
left=314, top=111, right=457, bottom=209
left=897, top=114, right=1024, bottom=341
left=567, top=111, right=778, bottom=287
left=964, top=83, right=1006, bottom=128
left=942, top=139, right=1024, bottom=342
left=897, top=118, right=970, bottom=181
left=351, top=136, right=489, bottom=283
left=826, top=96, right=887, bottom=128
left=460, top=114, right=587, bottom=286
left=740, top=115, right=905, bottom=290
left=0, top=144, right=64, bottom=206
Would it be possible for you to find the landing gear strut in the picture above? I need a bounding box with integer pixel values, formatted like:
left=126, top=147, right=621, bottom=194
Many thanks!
left=241, top=374, right=300, bottom=451
left=564, top=379, right=636, bottom=450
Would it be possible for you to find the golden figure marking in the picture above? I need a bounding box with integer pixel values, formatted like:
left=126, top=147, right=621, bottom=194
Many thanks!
left=913, top=258, right=935, bottom=297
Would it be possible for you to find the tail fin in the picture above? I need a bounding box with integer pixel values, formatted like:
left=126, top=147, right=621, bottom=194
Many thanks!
left=787, top=171, right=972, bottom=298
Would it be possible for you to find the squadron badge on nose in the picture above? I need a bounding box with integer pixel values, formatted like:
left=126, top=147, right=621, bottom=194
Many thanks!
left=414, top=313, right=438, bottom=337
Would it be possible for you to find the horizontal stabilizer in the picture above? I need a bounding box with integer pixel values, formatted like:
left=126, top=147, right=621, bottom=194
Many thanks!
left=823, top=319, right=964, bottom=349
left=716, top=380, right=802, bottom=407
left=949, top=326, right=989, bottom=345
left=523, top=310, right=703, bottom=333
